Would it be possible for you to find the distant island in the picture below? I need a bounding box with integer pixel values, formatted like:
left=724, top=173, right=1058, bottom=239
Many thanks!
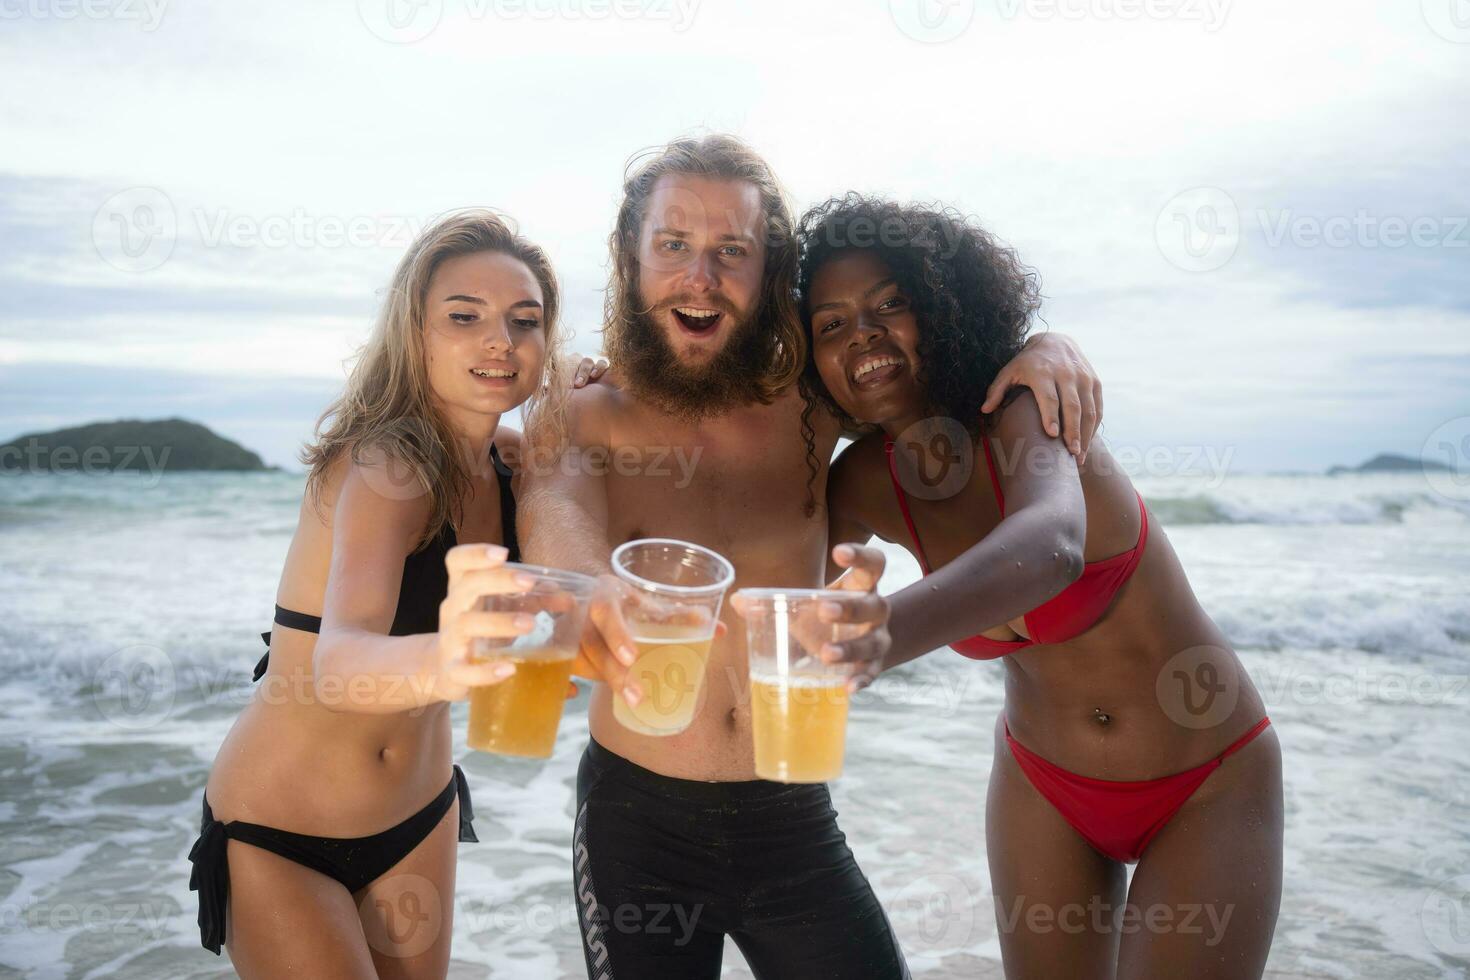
left=1328, top=453, right=1451, bottom=475
left=0, top=418, right=270, bottom=473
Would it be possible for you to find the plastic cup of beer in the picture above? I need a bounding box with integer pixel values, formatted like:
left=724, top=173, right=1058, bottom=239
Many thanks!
left=467, top=564, right=596, bottom=759
left=609, top=538, right=735, bottom=737
left=734, top=588, right=866, bottom=783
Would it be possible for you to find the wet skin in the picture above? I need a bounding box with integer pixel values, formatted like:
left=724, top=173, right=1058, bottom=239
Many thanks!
left=520, top=176, right=1101, bottom=782
left=204, top=250, right=547, bottom=979
left=809, top=248, right=1282, bottom=980
left=521, top=173, right=839, bottom=778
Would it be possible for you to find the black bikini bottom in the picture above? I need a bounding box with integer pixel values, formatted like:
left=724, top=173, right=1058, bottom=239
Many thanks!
left=187, top=764, right=477, bottom=954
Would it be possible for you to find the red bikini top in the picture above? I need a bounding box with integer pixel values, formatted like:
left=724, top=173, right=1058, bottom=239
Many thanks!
left=882, top=434, right=1149, bottom=660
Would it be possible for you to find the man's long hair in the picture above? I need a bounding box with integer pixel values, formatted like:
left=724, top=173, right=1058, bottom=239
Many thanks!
left=603, top=134, right=805, bottom=404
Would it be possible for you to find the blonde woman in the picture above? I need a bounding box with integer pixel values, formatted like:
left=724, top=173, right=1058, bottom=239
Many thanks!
left=188, top=210, right=570, bottom=979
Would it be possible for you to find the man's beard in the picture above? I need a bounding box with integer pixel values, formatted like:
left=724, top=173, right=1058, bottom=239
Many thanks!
left=610, top=298, right=773, bottom=423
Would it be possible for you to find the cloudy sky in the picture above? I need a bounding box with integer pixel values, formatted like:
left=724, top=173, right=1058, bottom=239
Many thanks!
left=1, top=0, right=1466, bottom=472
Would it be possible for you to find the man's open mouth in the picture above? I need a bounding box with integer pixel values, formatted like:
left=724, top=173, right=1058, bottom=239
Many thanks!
left=672, top=306, right=724, bottom=334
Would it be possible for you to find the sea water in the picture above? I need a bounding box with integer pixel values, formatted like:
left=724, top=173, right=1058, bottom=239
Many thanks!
left=0, top=470, right=1467, bottom=978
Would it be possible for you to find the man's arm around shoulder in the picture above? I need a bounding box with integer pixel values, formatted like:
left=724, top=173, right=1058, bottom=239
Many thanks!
left=520, top=384, right=616, bottom=576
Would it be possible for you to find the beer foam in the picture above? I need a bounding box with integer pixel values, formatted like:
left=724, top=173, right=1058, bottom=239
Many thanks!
left=629, top=631, right=715, bottom=645
left=749, top=670, right=847, bottom=689
left=508, top=644, right=576, bottom=664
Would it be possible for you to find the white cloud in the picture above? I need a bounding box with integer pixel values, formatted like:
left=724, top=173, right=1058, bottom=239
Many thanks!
left=0, top=0, right=1466, bottom=469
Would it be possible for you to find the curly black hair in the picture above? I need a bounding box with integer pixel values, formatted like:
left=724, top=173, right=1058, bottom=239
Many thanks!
left=795, top=195, right=1043, bottom=461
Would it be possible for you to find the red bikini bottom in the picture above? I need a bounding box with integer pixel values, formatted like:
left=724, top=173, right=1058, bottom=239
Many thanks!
left=1005, top=717, right=1272, bottom=863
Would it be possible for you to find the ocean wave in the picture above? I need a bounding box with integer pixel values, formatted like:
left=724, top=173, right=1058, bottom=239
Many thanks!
left=1216, top=597, right=1470, bottom=659
left=0, top=472, right=303, bottom=531
left=1146, top=489, right=1470, bottom=526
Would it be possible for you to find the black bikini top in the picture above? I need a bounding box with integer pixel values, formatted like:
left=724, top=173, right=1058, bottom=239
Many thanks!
left=254, top=444, right=519, bottom=681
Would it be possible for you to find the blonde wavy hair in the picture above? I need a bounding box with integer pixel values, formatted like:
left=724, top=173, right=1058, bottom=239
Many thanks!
left=604, top=134, right=805, bottom=402
left=302, top=208, right=568, bottom=548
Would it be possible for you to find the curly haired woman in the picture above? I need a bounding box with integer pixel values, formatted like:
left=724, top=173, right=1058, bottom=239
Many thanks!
left=799, top=194, right=1282, bottom=980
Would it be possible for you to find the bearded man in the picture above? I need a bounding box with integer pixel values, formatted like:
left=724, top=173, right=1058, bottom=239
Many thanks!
left=521, top=134, right=1101, bottom=978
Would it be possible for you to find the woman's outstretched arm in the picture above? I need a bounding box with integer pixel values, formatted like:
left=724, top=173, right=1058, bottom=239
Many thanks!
left=311, top=462, right=526, bottom=713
